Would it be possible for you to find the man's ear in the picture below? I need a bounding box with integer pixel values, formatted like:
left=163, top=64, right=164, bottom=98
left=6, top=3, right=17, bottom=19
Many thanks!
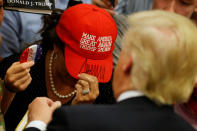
left=123, top=56, right=133, bottom=75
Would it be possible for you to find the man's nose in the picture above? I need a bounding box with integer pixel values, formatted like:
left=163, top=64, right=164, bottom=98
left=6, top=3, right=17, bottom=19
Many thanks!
left=165, top=0, right=176, bottom=12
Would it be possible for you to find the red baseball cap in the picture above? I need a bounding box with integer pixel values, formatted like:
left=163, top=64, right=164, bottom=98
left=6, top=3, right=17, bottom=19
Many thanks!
left=56, top=4, right=117, bottom=83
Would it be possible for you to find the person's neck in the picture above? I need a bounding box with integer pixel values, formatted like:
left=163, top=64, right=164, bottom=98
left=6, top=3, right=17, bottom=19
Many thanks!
left=53, top=57, right=77, bottom=88
left=55, top=70, right=76, bottom=88
left=113, top=79, right=134, bottom=100
left=45, top=50, right=77, bottom=104
left=117, top=90, right=144, bottom=102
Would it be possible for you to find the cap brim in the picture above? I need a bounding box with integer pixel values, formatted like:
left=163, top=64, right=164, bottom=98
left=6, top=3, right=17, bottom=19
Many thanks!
left=64, top=46, right=113, bottom=83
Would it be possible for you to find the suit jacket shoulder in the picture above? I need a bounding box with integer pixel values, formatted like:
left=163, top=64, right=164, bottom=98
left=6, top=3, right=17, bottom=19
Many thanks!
left=47, top=97, right=195, bottom=131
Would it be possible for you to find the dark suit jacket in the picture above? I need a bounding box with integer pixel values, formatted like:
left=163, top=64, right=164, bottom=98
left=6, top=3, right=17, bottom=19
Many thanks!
left=25, top=97, right=195, bottom=131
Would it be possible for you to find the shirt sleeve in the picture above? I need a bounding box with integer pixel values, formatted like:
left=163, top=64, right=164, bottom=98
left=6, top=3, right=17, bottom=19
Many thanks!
left=115, top=0, right=126, bottom=14
left=115, top=0, right=153, bottom=15
left=0, top=10, right=22, bottom=58
left=82, top=0, right=92, bottom=4
left=26, top=120, right=47, bottom=131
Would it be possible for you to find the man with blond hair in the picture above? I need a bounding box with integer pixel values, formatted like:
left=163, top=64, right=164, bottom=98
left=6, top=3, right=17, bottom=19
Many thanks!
left=93, top=0, right=197, bottom=128
left=24, top=10, right=197, bottom=131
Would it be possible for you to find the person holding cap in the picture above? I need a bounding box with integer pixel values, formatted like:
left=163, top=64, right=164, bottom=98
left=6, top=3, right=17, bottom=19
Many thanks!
left=0, top=4, right=117, bottom=130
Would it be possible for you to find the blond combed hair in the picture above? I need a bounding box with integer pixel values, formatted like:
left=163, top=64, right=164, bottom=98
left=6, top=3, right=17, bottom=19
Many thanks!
left=123, top=10, right=197, bottom=105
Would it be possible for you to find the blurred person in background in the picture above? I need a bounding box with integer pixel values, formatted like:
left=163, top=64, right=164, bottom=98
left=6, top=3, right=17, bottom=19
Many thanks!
left=175, top=8, right=197, bottom=127
left=92, top=0, right=197, bottom=68
left=0, top=0, right=3, bottom=57
left=93, top=0, right=197, bottom=18
left=0, top=0, right=5, bottom=130
left=115, top=0, right=153, bottom=15
left=0, top=0, right=91, bottom=62
left=0, top=0, right=4, bottom=97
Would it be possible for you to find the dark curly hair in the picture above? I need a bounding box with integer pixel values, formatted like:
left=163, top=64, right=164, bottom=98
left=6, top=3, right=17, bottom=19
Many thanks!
left=37, top=1, right=84, bottom=50
left=39, top=9, right=65, bottom=50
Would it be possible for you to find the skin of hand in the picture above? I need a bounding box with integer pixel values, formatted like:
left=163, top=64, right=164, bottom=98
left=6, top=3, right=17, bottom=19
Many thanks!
left=71, top=73, right=99, bottom=105
left=4, top=61, right=34, bottom=92
left=28, top=97, right=61, bottom=124
left=92, top=0, right=118, bottom=15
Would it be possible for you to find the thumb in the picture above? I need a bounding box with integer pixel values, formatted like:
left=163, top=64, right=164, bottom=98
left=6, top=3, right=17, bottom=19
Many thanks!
left=50, top=101, right=61, bottom=111
left=23, top=61, right=35, bottom=68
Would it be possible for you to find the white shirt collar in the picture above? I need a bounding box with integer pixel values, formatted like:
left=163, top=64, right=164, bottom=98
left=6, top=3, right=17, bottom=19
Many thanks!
left=26, top=120, right=47, bottom=131
left=117, top=90, right=144, bottom=102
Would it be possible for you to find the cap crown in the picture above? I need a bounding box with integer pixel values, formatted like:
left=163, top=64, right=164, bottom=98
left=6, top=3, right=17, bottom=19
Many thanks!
left=56, top=4, right=117, bottom=59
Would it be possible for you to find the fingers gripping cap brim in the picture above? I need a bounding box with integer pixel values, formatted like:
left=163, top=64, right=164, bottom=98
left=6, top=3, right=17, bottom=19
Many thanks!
left=64, top=46, right=113, bottom=83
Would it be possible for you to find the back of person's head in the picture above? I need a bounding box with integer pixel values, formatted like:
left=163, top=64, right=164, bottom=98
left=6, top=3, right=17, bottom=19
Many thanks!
left=122, top=10, right=197, bottom=105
